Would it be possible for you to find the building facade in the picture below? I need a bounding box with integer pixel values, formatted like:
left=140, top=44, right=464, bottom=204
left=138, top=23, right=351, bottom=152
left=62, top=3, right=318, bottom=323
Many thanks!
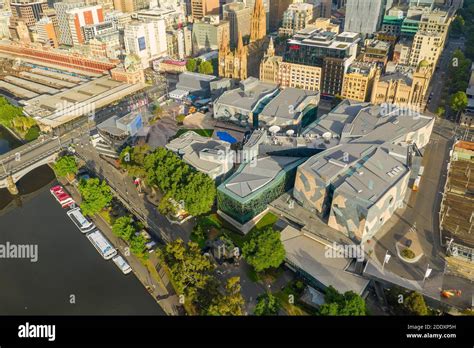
left=341, top=61, right=377, bottom=102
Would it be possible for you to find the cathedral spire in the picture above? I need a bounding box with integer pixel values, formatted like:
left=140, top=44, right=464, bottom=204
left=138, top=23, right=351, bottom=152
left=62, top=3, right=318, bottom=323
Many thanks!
left=250, top=0, right=266, bottom=42
left=219, top=30, right=229, bottom=54
left=266, top=36, right=274, bottom=56
left=237, top=30, right=244, bottom=55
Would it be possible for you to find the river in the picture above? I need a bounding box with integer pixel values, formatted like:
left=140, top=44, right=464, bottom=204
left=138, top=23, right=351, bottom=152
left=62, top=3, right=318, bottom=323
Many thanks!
left=0, top=126, right=165, bottom=314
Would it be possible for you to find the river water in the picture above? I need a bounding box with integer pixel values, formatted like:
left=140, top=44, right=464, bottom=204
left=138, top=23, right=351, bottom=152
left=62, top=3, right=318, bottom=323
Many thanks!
left=0, top=127, right=164, bottom=314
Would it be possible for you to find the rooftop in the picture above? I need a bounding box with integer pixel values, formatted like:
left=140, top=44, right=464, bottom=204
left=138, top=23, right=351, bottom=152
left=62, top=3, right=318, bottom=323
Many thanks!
left=281, top=225, right=370, bottom=295
left=214, top=77, right=278, bottom=112
left=259, top=88, right=319, bottom=121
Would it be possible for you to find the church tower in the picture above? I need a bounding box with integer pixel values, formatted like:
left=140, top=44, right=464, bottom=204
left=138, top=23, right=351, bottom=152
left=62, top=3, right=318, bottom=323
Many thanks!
left=218, top=30, right=230, bottom=77
left=250, top=0, right=266, bottom=42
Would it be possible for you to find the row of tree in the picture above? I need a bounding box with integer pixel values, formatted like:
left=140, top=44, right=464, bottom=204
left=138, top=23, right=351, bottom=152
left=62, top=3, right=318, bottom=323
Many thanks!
left=120, top=146, right=216, bottom=217
left=457, top=1, right=474, bottom=60
left=185, top=58, right=214, bottom=75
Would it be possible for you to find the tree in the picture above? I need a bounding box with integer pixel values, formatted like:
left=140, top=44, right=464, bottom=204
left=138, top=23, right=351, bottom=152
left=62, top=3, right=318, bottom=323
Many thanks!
left=450, top=16, right=465, bottom=38
left=404, top=291, right=428, bottom=316
left=164, top=239, right=214, bottom=300
left=242, top=227, right=286, bottom=273
left=206, top=277, right=245, bottom=316
left=186, top=58, right=197, bottom=72
left=198, top=60, right=214, bottom=75
left=450, top=91, right=468, bottom=113
left=143, top=148, right=216, bottom=216
left=78, top=178, right=113, bottom=216
left=119, top=144, right=150, bottom=178
left=53, top=155, right=78, bottom=179
left=130, top=234, right=148, bottom=257
left=319, top=286, right=367, bottom=316
left=153, top=105, right=163, bottom=119
left=112, top=216, right=136, bottom=241
left=176, top=114, right=186, bottom=124
left=435, top=106, right=445, bottom=118
left=254, top=293, right=280, bottom=316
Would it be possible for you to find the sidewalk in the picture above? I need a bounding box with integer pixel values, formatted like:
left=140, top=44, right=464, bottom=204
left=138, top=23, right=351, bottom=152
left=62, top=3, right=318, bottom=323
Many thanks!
left=63, top=178, right=181, bottom=315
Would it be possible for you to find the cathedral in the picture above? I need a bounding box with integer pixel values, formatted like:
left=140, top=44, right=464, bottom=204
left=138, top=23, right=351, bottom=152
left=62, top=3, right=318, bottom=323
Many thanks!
left=218, top=0, right=268, bottom=79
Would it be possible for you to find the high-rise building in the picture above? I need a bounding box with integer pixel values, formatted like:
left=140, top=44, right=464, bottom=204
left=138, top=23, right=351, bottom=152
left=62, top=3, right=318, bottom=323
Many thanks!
left=35, top=15, right=58, bottom=47
left=191, top=16, right=229, bottom=54
left=320, top=0, right=331, bottom=18
left=124, top=20, right=167, bottom=67
left=344, top=0, right=386, bottom=36
left=222, top=2, right=251, bottom=47
left=282, top=29, right=360, bottom=95
left=66, top=5, right=104, bottom=46
left=408, top=30, right=443, bottom=68
left=190, top=0, right=219, bottom=20
left=9, top=0, right=49, bottom=28
left=279, top=2, right=314, bottom=36
left=269, top=0, right=293, bottom=32
left=54, top=0, right=85, bottom=46
left=113, top=0, right=150, bottom=13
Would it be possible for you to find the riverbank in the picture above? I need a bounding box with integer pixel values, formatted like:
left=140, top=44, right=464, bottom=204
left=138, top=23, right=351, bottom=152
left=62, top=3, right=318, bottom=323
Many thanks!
left=0, top=184, right=165, bottom=315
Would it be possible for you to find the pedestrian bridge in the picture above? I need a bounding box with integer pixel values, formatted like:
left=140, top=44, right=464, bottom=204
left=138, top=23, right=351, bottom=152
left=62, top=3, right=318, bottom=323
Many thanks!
left=0, top=136, right=64, bottom=194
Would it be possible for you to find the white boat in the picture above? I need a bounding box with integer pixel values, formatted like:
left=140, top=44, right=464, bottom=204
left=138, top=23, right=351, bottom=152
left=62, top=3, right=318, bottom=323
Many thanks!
left=87, top=231, right=117, bottom=260
left=67, top=207, right=95, bottom=233
left=112, top=255, right=132, bottom=274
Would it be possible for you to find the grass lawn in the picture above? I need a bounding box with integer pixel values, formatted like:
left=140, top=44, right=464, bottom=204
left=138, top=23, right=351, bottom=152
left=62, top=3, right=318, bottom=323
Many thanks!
left=175, top=128, right=214, bottom=138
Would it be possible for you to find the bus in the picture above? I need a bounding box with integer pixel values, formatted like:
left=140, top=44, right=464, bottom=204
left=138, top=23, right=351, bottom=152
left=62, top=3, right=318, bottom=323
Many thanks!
left=112, top=255, right=132, bottom=274
left=67, top=207, right=95, bottom=233
left=87, top=231, right=117, bottom=260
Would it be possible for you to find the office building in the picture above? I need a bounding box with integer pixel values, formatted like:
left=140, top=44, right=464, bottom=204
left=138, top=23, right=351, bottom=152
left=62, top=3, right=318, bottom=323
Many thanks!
left=124, top=20, right=167, bottom=68
left=190, top=0, right=219, bottom=20
left=278, top=2, right=314, bottom=36
left=341, top=61, right=377, bottom=102
left=282, top=28, right=360, bottom=95
left=269, top=0, right=293, bottom=32
left=344, top=0, right=386, bottom=36
left=54, top=0, right=85, bottom=46
left=66, top=5, right=104, bottom=46
left=35, top=15, right=58, bottom=47
left=192, top=16, right=229, bottom=54
left=222, top=1, right=251, bottom=47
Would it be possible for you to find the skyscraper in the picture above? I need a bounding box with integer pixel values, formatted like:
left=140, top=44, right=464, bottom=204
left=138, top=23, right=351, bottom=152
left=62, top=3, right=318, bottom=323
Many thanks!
left=54, top=0, right=85, bottom=46
left=222, top=1, right=251, bottom=47
left=344, top=0, right=386, bottom=36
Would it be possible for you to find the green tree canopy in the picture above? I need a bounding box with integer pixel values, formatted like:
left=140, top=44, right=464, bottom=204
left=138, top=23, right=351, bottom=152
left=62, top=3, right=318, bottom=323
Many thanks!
left=112, top=216, right=136, bottom=241
left=186, top=58, right=197, bottom=72
left=254, top=293, right=280, bottom=316
left=164, top=239, right=214, bottom=300
left=53, top=155, right=78, bottom=178
left=450, top=15, right=465, bottom=37
left=450, top=91, right=468, bottom=112
left=130, top=233, right=148, bottom=257
left=144, top=148, right=216, bottom=216
left=78, top=178, right=113, bottom=216
left=119, top=144, right=150, bottom=178
left=198, top=60, right=214, bottom=75
left=206, top=277, right=245, bottom=316
left=404, top=291, right=428, bottom=316
left=319, top=286, right=367, bottom=316
left=242, top=227, right=286, bottom=273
